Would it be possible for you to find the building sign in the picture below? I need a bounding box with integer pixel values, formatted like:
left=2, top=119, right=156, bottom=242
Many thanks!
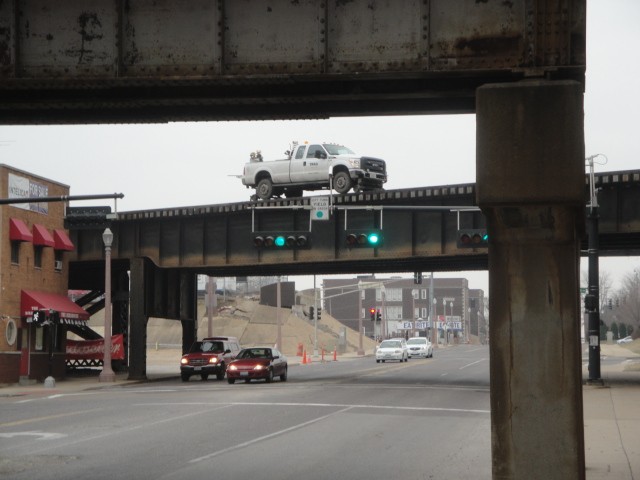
left=415, top=320, right=429, bottom=329
left=66, top=334, right=126, bottom=361
left=8, top=173, right=48, bottom=214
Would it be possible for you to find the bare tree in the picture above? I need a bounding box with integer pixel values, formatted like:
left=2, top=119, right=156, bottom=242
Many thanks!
left=614, top=269, right=640, bottom=335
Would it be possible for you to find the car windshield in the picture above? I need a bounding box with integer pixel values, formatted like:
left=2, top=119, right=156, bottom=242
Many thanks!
left=380, top=341, right=401, bottom=348
left=407, top=338, right=426, bottom=345
left=323, top=144, right=355, bottom=156
left=238, top=348, right=272, bottom=359
left=194, top=341, right=224, bottom=353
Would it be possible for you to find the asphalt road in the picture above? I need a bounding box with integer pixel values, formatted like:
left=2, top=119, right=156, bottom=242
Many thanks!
left=0, top=345, right=491, bottom=480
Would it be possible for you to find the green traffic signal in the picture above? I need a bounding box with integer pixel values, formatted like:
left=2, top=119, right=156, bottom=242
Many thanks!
left=253, top=232, right=311, bottom=249
left=457, top=229, right=489, bottom=248
left=345, top=229, right=384, bottom=248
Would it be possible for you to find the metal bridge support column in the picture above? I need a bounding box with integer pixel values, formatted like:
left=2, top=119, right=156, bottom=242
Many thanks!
left=476, top=80, right=585, bottom=480
left=128, top=258, right=149, bottom=381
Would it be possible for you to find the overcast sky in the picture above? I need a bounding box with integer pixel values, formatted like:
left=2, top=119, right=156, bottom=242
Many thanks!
left=1, top=0, right=638, bottom=295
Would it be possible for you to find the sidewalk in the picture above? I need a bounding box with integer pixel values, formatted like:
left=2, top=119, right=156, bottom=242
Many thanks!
left=2, top=346, right=639, bottom=479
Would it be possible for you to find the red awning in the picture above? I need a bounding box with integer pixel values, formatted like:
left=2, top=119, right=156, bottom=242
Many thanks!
left=10, top=218, right=33, bottom=242
left=21, top=290, right=90, bottom=324
left=32, top=224, right=55, bottom=247
left=53, top=229, right=74, bottom=251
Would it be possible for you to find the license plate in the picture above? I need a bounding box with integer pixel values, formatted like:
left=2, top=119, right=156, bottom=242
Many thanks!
left=194, top=366, right=201, bottom=371
left=240, top=372, right=248, bottom=377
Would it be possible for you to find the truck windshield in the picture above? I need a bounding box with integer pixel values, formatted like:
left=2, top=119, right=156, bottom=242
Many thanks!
left=323, top=144, right=355, bottom=156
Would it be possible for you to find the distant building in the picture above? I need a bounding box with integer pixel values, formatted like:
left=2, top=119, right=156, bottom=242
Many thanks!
left=322, top=275, right=486, bottom=343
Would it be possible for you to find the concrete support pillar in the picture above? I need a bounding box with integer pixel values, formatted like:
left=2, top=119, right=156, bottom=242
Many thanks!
left=476, top=80, right=585, bottom=479
left=128, top=257, right=148, bottom=381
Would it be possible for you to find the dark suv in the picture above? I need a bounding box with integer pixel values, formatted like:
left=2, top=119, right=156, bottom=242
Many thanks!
left=180, top=336, right=241, bottom=381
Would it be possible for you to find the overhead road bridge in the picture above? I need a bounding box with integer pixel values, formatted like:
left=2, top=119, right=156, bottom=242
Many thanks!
left=2, top=1, right=593, bottom=477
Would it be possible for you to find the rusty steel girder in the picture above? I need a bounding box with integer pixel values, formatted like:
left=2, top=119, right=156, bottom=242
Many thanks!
left=0, top=0, right=585, bottom=124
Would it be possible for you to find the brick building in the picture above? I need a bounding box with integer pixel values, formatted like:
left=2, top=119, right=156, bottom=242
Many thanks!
left=322, top=275, right=486, bottom=343
left=0, top=165, right=87, bottom=384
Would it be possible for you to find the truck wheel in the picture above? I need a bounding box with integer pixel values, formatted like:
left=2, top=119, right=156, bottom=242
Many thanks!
left=333, top=172, right=352, bottom=194
left=256, top=178, right=273, bottom=200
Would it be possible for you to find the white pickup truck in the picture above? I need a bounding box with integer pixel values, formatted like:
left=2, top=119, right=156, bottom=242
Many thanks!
left=241, top=142, right=387, bottom=200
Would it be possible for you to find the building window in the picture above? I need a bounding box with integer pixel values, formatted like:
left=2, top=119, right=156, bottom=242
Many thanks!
left=360, top=290, right=365, bottom=300
left=34, top=246, right=43, bottom=268
left=385, top=288, right=402, bottom=301
left=421, top=289, right=427, bottom=299
left=414, top=307, right=420, bottom=319
left=421, top=307, right=428, bottom=318
left=54, top=250, right=63, bottom=271
left=11, top=242, right=20, bottom=264
left=385, top=306, right=403, bottom=320
left=412, top=289, right=418, bottom=300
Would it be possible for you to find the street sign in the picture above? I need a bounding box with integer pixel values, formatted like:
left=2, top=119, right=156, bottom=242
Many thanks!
left=310, top=196, right=330, bottom=221
left=415, top=320, right=428, bottom=329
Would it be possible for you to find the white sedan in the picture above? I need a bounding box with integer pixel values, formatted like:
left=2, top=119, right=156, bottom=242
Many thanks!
left=617, top=336, right=633, bottom=344
left=375, top=338, right=409, bottom=363
left=406, top=337, right=433, bottom=358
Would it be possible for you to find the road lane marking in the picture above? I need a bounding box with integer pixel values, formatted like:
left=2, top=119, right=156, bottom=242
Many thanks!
left=0, top=431, right=66, bottom=440
left=189, top=406, right=355, bottom=464
left=459, top=359, right=487, bottom=370
left=0, top=409, right=101, bottom=429
left=138, top=401, right=490, bottom=415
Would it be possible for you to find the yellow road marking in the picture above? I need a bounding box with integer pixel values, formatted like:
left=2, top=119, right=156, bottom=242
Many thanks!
left=0, top=409, right=100, bottom=429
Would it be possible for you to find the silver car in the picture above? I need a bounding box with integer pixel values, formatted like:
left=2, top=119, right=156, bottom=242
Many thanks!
left=406, top=337, right=433, bottom=358
left=375, top=338, right=409, bottom=363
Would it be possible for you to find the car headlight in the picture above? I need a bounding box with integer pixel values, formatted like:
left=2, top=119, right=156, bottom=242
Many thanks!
left=208, top=357, right=218, bottom=364
left=253, top=364, right=264, bottom=371
left=228, top=365, right=237, bottom=371
left=180, top=358, right=188, bottom=365
left=347, top=158, right=360, bottom=168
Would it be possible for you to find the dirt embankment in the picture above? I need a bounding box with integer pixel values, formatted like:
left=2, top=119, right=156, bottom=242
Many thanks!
left=146, top=297, right=378, bottom=358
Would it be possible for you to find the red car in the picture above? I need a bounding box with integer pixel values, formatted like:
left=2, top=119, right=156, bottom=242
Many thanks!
left=226, top=347, right=288, bottom=384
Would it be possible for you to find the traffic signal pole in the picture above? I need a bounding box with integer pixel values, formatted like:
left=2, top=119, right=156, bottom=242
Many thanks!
left=586, top=155, right=603, bottom=385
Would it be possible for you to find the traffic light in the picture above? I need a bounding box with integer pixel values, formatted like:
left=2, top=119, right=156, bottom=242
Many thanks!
left=376, top=310, right=382, bottom=322
left=309, top=306, right=315, bottom=320
left=369, top=308, right=376, bottom=321
left=64, top=206, right=112, bottom=229
left=457, top=229, right=489, bottom=248
left=345, top=229, right=383, bottom=248
left=253, top=232, right=311, bottom=249
left=317, top=308, right=322, bottom=321
left=414, top=272, right=423, bottom=284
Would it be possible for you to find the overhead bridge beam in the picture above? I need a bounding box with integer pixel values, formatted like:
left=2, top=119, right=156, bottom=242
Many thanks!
left=0, top=0, right=585, bottom=124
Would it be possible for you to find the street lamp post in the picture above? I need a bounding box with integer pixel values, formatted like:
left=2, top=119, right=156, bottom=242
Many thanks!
left=443, top=299, right=448, bottom=345
left=432, top=297, right=438, bottom=346
left=99, top=228, right=116, bottom=382
left=449, top=301, right=454, bottom=344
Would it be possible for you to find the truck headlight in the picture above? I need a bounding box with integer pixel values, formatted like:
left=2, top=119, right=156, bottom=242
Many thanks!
left=347, top=158, right=360, bottom=168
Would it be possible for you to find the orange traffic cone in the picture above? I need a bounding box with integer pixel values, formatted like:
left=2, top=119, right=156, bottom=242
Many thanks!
left=302, top=350, right=307, bottom=364
left=333, top=347, right=337, bottom=361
